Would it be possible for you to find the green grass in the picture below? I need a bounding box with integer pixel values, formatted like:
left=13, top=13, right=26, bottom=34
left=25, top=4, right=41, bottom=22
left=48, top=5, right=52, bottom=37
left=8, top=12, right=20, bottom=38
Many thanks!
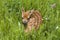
left=0, top=0, right=60, bottom=40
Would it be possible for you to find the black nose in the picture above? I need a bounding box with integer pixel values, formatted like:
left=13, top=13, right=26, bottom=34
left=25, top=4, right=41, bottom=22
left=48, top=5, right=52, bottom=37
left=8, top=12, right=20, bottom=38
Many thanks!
left=23, top=21, right=27, bottom=24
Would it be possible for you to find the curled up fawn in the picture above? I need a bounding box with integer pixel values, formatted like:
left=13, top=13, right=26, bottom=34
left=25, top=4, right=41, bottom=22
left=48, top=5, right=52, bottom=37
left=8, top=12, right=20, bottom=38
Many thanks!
left=22, top=8, right=42, bottom=32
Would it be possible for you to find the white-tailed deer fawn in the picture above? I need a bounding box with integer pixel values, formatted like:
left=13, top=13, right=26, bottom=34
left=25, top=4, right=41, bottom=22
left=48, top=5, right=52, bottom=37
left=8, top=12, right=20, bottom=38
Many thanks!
left=22, top=8, right=42, bottom=32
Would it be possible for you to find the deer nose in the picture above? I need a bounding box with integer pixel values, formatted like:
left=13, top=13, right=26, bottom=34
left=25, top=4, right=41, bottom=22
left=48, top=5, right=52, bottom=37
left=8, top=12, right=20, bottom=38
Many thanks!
left=23, top=21, right=27, bottom=24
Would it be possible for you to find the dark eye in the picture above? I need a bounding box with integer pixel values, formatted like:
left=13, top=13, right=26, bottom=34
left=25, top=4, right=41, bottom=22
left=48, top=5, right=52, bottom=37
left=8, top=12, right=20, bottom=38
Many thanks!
left=27, top=17, right=31, bottom=20
left=28, top=18, right=30, bottom=20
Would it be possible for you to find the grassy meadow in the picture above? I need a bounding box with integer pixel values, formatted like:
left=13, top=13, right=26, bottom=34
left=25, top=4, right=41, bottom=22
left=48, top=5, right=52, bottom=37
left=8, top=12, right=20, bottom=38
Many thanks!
left=0, top=0, right=60, bottom=40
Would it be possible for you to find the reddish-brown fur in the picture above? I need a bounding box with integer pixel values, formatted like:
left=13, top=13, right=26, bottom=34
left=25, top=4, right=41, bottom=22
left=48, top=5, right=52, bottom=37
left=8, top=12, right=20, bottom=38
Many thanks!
left=22, top=8, right=42, bottom=32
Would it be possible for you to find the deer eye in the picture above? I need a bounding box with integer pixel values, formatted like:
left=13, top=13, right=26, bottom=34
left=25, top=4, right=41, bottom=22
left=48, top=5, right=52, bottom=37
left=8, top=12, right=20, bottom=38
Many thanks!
left=27, top=16, right=31, bottom=20
left=28, top=18, right=30, bottom=20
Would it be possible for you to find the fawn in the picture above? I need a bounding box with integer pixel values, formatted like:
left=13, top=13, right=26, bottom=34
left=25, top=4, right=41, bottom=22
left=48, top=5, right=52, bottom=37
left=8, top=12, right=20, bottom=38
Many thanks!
left=22, top=8, right=42, bottom=32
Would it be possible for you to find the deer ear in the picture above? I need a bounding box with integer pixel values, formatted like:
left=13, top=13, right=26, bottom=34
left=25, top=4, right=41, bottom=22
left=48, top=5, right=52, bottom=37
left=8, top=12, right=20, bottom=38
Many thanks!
left=22, top=7, right=25, bottom=17
left=22, top=7, right=25, bottom=13
left=29, top=9, right=34, bottom=15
